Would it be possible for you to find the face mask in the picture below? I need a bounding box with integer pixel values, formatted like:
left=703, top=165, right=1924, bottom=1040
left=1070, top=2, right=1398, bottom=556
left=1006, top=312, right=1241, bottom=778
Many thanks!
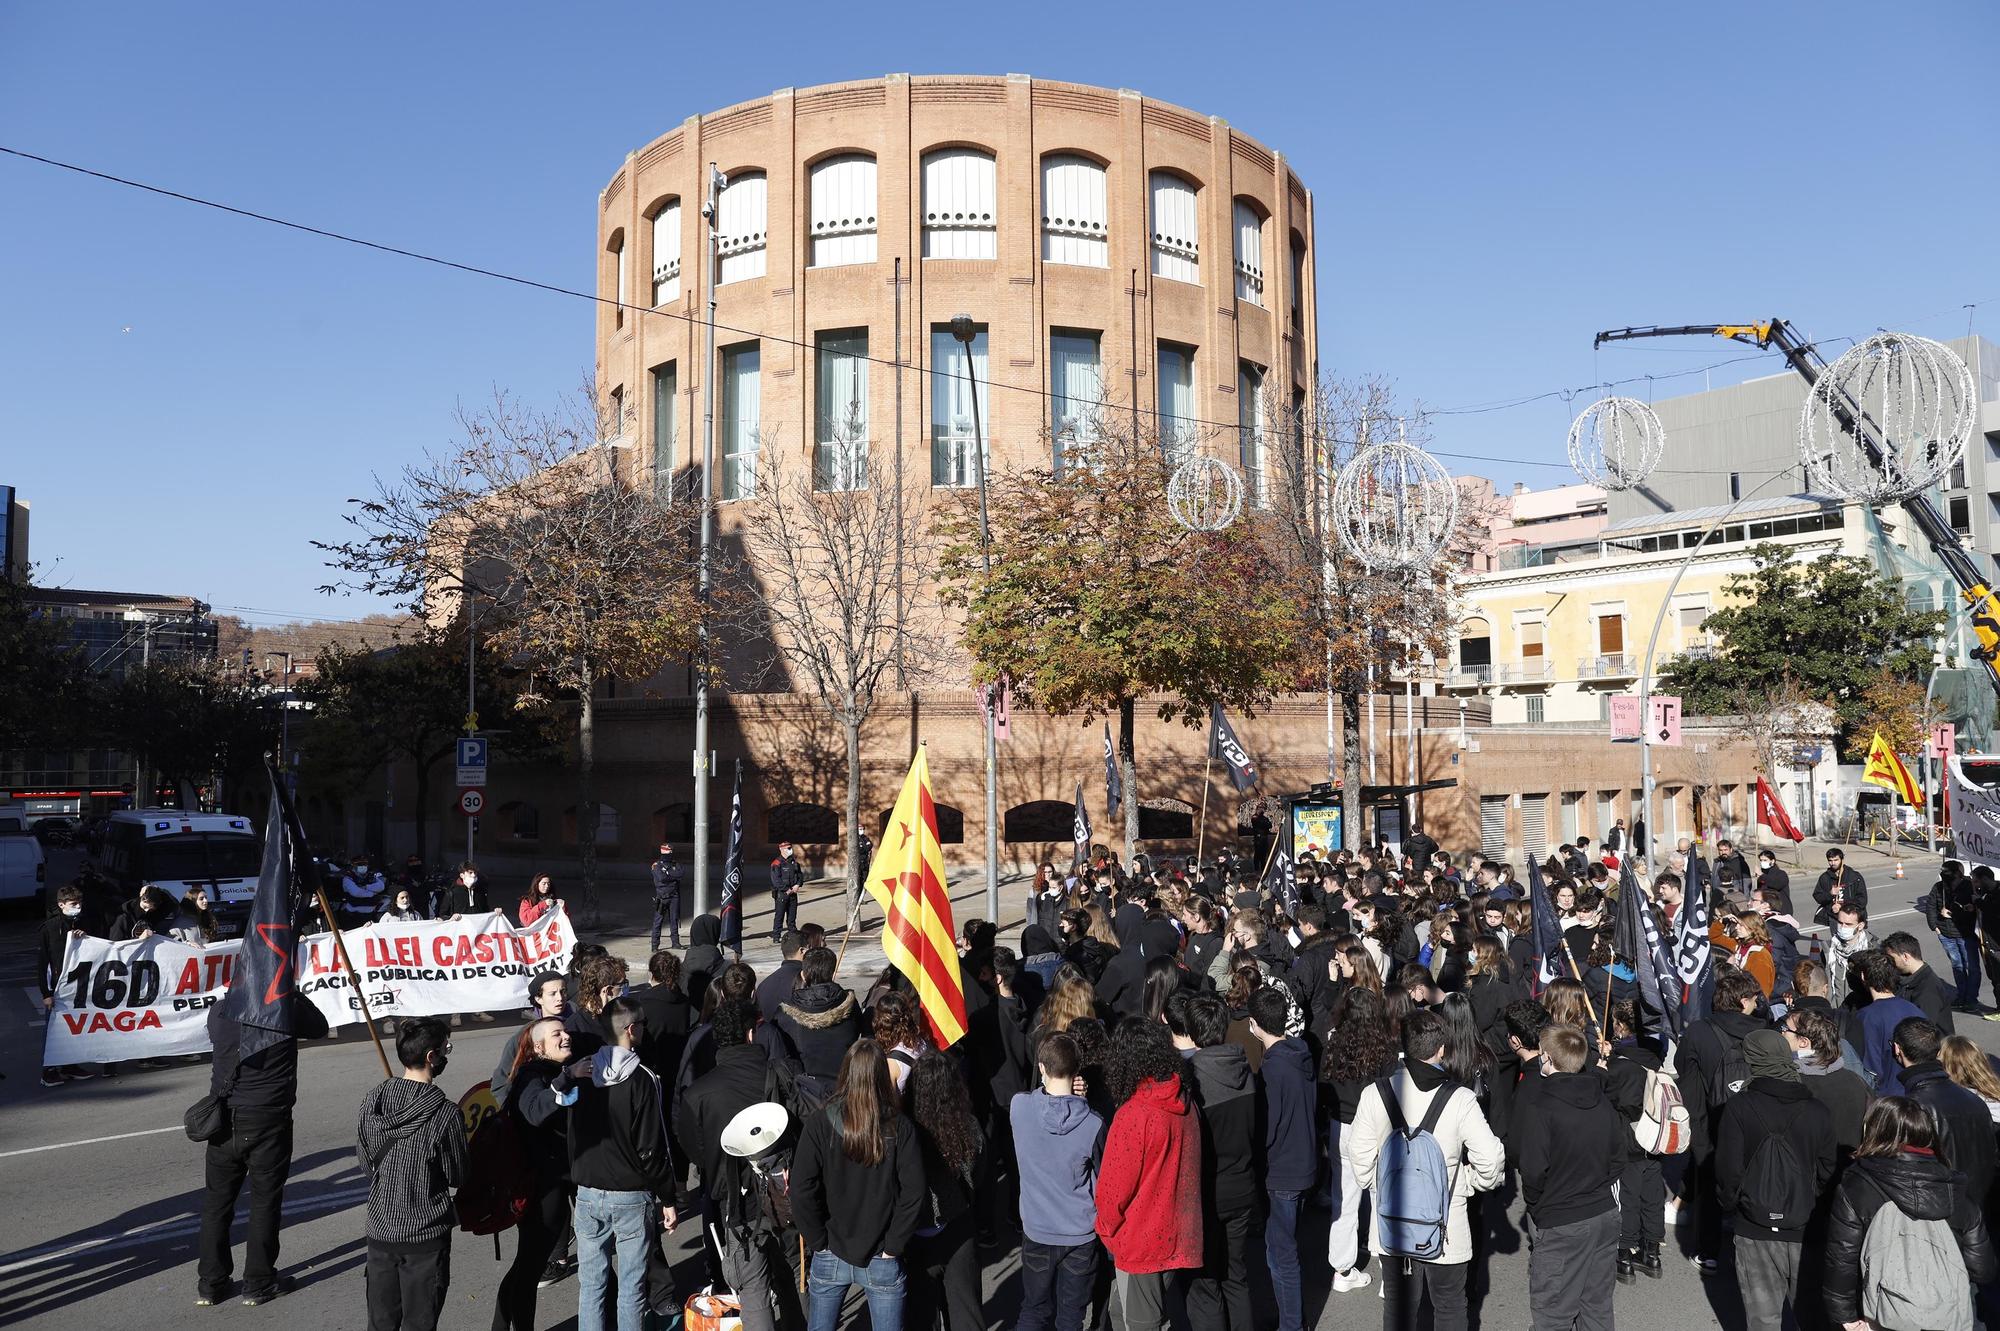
left=1759, top=861, right=1773, bottom=872
left=1835, top=925, right=1855, bottom=941
left=60, top=904, right=81, bottom=918
left=430, top=1051, right=450, bottom=1077
left=615, top=982, right=630, bottom=999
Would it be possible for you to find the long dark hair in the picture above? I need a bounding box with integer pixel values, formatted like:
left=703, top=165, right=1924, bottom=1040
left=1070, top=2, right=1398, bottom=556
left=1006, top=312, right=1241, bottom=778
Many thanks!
left=1437, top=991, right=1495, bottom=1084
left=834, top=1039, right=898, bottom=1167
left=1856, top=1095, right=1941, bottom=1161
left=1141, top=955, right=1179, bottom=1023
left=1323, top=987, right=1397, bottom=1083
left=905, top=1049, right=980, bottom=1175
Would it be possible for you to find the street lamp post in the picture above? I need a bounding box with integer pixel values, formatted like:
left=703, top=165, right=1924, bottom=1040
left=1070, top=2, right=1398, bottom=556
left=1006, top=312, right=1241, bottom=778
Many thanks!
left=693, top=163, right=724, bottom=914
left=950, top=314, right=999, bottom=924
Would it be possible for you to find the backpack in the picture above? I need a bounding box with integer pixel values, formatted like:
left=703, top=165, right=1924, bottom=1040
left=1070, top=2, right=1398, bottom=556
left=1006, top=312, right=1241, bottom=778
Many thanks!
left=1859, top=1176, right=1970, bottom=1331
left=1630, top=1065, right=1691, bottom=1156
left=1734, top=1101, right=1815, bottom=1233
left=1373, top=1077, right=1460, bottom=1260
left=1707, top=1027, right=1751, bottom=1109
left=454, top=1095, right=533, bottom=1236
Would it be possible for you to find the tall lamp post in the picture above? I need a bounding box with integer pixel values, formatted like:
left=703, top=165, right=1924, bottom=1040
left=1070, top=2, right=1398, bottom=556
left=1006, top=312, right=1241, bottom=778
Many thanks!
left=692, top=163, right=724, bottom=913
left=950, top=313, right=999, bottom=924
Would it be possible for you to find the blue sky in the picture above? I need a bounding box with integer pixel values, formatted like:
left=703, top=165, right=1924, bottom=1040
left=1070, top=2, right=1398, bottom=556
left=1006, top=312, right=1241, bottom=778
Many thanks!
left=3, top=2, right=1995, bottom=624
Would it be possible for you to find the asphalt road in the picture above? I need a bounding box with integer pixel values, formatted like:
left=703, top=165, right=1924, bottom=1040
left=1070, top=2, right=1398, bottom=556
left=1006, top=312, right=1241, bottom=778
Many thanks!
left=0, top=837, right=1984, bottom=1331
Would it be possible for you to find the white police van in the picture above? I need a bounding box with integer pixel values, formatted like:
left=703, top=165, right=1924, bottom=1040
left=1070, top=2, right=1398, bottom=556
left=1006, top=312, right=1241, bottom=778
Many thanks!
left=100, top=809, right=263, bottom=938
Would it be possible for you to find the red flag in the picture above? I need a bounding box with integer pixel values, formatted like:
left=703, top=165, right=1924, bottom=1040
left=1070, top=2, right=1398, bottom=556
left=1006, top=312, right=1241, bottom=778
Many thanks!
left=1754, top=775, right=1804, bottom=843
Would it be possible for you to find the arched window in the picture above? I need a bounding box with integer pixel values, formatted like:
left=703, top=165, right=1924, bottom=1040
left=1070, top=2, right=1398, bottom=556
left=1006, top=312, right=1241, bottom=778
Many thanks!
left=922, top=148, right=997, bottom=260
left=1137, top=797, right=1196, bottom=840
left=607, top=230, right=627, bottom=326
left=1232, top=199, right=1265, bottom=306
left=1003, top=800, right=1079, bottom=843
left=768, top=802, right=839, bottom=844
left=1289, top=229, right=1308, bottom=330
left=1149, top=171, right=1199, bottom=284
left=808, top=154, right=877, bottom=268
left=1041, top=154, right=1107, bottom=267
left=1459, top=617, right=1493, bottom=680
left=500, top=801, right=540, bottom=841
left=716, top=171, right=767, bottom=284
left=650, top=199, right=681, bottom=306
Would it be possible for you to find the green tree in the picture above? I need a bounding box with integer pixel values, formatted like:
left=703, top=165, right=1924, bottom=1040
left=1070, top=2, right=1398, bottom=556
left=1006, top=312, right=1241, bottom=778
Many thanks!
left=298, top=627, right=558, bottom=865
left=935, top=423, right=1304, bottom=858
left=0, top=576, right=91, bottom=753
left=1659, top=544, right=1943, bottom=752
left=99, top=659, right=278, bottom=806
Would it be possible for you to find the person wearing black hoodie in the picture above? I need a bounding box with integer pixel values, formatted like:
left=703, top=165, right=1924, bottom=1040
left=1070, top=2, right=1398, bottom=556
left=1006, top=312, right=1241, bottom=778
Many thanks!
left=1518, top=1023, right=1627, bottom=1331
left=1287, top=904, right=1342, bottom=1035
left=676, top=999, right=787, bottom=1331
left=356, top=1018, right=468, bottom=1331
left=1182, top=993, right=1258, bottom=1331
left=1714, top=1029, right=1836, bottom=1331
left=775, top=946, right=861, bottom=1093
left=682, top=914, right=725, bottom=1011
left=1250, top=986, right=1315, bottom=1331
left=1097, top=917, right=1176, bottom=1022
left=1678, top=965, right=1771, bottom=1275
left=1821, top=1094, right=1998, bottom=1330
left=1891, top=1017, right=1997, bottom=1205
left=1603, top=1001, right=1666, bottom=1281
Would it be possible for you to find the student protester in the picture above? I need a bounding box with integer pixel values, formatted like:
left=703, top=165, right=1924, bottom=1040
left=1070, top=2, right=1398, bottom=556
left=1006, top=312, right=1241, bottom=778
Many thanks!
left=571, top=953, right=630, bottom=1051
left=37, top=882, right=96, bottom=1087
left=517, top=874, right=561, bottom=927
left=1502, top=998, right=1555, bottom=1158
left=494, top=1017, right=577, bottom=1331
left=1821, top=1096, right=1997, bottom=1331
left=775, top=946, right=862, bottom=1090
left=1813, top=848, right=1867, bottom=929
left=1941, top=1033, right=2000, bottom=1122
left=357, top=1018, right=469, bottom=1331
left=1882, top=931, right=1958, bottom=1032
left=1348, top=1007, right=1507, bottom=1331
left=1891, top=1017, right=1997, bottom=1205
left=1714, top=1029, right=1837, bottom=1331
left=682, top=914, right=726, bottom=1009
left=791, top=1040, right=926, bottom=1331
left=1755, top=848, right=1794, bottom=917
left=675, top=999, right=784, bottom=1331
left=1321, top=986, right=1398, bottom=1293
left=559, top=997, right=681, bottom=1331
left=492, top=970, right=571, bottom=1107
left=1011, top=1032, right=1104, bottom=1331
left=1925, top=858, right=1982, bottom=1010
left=1851, top=950, right=1927, bottom=1095
left=1603, top=1000, right=1667, bottom=1280
left=1518, top=1023, right=1627, bottom=1330
left=380, top=887, right=424, bottom=923
left=901, top=1050, right=984, bottom=1331
left=757, top=931, right=805, bottom=1020
left=1181, top=993, right=1258, bottom=1331
left=1249, top=986, right=1317, bottom=1331
left=1823, top=903, right=1873, bottom=1007
left=1782, top=1006, right=1870, bottom=1156
left=1679, top=966, right=1772, bottom=1275
left=1094, top=1019, right=1203, bottom=1331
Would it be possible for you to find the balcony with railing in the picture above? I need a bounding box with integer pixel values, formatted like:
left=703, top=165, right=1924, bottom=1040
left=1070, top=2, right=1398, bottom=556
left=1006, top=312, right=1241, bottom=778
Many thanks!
left=1445, top=663, right=1493, bottom=688
left=1577, top=653, right=1637, bottom=680
left=1497, top=659, right=1555, bottom=683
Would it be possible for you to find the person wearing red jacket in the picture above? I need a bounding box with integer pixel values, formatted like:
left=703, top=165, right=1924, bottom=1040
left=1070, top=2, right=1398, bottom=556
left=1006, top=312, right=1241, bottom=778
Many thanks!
left=1094, top=1021, right=1203, bottom=1331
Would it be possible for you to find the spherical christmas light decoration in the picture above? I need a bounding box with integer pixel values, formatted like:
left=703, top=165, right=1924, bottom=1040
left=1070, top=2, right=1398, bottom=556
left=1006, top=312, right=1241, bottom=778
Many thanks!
left=1167, top=455, right=1245, bottom=532
left=1798, top=331, right=1975, bottom=504
left=1332, top=425, right=1460, bottom=573
left=1567, top=396, right=1667, bottom=491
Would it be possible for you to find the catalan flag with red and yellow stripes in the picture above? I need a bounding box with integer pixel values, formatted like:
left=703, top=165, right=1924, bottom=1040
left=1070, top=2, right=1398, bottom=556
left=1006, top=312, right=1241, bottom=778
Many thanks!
left=1862, top=730, right=1921, bottom=805
left=867, top=747, right=968, bottom=1048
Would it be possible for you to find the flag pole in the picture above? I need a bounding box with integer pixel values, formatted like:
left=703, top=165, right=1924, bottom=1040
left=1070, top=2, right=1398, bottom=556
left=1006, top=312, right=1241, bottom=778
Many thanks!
left=315, top=884, right=394, bottom=1080
left=1196, top=752, right=1214, bottom=867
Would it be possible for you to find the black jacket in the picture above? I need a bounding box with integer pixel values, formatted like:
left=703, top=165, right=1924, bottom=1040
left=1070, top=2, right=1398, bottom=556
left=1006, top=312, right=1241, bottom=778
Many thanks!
left=683, top=915, right=724, bottom=1008
left=507, top=1056, right=572, bottom=1187
left=357, top=1076, right=468, bottom=1247
left=1756, top=865, right=1793, bottom=916
left=649, top=855, right=681, bottom=900
left=1812, top=866, right=1867, bottom=926
left=1260, top=1037, right=1318, bottom=1193
left=1061, top=936, right=1115, bottom=984
left=1187, top=1042, right=1261, bottom=1215
left=1183, top=931, right=1223, bottom=987
left=755, top=959, right=802, bottom=1022
left=674, top=1042, right=772, bottom=1220
left=792, top=1101, right=925, bottom=1265
left=1467, top=971, right=1523, bottom=1060
left=1822, top=1151, right=1998, bottom=1326
left=1678, top=1008, right=1771, bottom=1153
left=566, top=1048, right=678, bottom=1205
left=634, top=982, right=695, bottom=1091
left=1518, top=1070, right=1626, bottom=1227
left=1896, top=965, right=1957, bottom=1033
left=1799, top=1060, right=1871, bottom=1154
left=1714, top=1077, right=1836, bottom=1243
left=775, top=981, right=860, bottom=1082
left=37, top=909, right=91, bottom=998
left=1404, top=833, right=1439, bottom=872
left=1898, top=1060, right=1997, bottom=1202
left=1604, top=1038, right=1664, bottom=1123
left=1289, top=934, right=1341, bottom=1034
left=769, top=854, right=804, bottom=894
left=209, top=996, right=330, bottom=1123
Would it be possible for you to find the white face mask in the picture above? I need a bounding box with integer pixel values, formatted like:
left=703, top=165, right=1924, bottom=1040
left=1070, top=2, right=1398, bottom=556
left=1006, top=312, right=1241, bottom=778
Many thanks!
left=1835, top=924, right=1856, bottom=941
left=60, top=904, right=82, bottom=918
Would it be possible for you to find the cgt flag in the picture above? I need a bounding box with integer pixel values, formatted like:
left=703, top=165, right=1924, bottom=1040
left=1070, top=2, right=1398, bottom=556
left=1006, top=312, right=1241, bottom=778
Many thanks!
left=1615, top=860, right=1684, bottom=1040
left=1262, top=835, right=1295, bottom=914
left=1673, top=852, right=1715, bottom=1027
left=1862, top=732, right=1921, bottom=805
left=1754, top=775, right=1805, bottom=843
left=867, top=748, right=968, bottom=1047
left=1210, top=704, right=1260, bottom=793
left=1526, top=854, right=1566, bottom=990
left=219, top=768, right=311, bottom=1059
left=718, top=760, right=744, bottom=952
left=1104, top=724, right=1122, bottom=819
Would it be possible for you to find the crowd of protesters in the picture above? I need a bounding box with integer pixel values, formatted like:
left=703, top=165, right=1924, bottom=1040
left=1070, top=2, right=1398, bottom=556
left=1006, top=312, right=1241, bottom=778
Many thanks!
left=43, top=828, right=2000, bottom=1330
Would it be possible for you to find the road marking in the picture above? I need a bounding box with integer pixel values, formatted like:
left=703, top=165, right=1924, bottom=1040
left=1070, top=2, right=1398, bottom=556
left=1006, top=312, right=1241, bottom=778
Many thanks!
left=0, top=1184, right=370, bottom=1276
left=21, top=985, right=45, bottom=1026
left=0, top=1125, right=186, bottom=1160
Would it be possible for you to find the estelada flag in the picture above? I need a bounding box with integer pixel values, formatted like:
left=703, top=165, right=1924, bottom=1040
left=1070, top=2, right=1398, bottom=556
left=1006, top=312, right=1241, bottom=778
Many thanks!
left=867, top=747, right=968, bottom=1048
left=1862, top=731, right=1921, bottom=805
left=1754, top=775, right=1805, bottom=843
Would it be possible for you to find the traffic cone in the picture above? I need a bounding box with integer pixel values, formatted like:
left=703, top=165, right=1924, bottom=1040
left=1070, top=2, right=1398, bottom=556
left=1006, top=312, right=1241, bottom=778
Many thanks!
left=1894, top=860, right=1906, bottom=879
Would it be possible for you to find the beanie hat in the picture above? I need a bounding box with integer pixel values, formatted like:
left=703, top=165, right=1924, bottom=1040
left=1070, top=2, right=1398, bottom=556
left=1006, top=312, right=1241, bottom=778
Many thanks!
left=1743, top=1028, right=1798, bottom=1083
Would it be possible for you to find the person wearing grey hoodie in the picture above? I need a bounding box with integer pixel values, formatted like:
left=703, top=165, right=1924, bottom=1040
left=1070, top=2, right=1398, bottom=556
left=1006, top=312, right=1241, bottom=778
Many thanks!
left=357, top=1017, right=467, bottom=1331
left=1010, top=1030, right=1104, bottom=1331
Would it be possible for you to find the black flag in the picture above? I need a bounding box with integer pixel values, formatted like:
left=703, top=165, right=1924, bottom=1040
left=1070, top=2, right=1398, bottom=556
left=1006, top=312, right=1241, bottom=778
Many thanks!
left=1616, top=860, right=1683, bottom=1040
left=1072, top=781, right=1092, bottom=878
left=1104, top=724, right=1122, bottom=818
left=1209, top=704, right=1259, bottom=793
left=219, top=769, right=308, bottom=1059
left=719, top=760, right=744, bottom=952
left=1262, top=832, right=1295, bottom=913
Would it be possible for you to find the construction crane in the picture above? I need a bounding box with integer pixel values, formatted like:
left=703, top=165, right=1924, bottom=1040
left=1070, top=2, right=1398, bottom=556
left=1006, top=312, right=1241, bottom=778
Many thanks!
left=1592, top=319, right=2000, bottom=697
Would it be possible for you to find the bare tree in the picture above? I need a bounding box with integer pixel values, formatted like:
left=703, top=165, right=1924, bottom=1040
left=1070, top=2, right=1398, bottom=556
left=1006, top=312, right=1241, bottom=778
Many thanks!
left=317, top=383, right=709, bottom=916
left=735, top=413, right=953, bottom=921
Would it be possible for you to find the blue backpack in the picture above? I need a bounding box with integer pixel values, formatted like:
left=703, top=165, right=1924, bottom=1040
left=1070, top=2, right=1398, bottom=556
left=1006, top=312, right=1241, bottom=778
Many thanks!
left=1374, top=1077, right=1461, bottom=1260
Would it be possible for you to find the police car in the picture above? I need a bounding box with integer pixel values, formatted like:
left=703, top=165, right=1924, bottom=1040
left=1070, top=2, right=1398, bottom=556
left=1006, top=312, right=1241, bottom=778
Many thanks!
left=99, top=809, right=262, bottom=938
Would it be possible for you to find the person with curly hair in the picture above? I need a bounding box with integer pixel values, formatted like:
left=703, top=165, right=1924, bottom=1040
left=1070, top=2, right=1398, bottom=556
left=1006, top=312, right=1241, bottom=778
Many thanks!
left=901, top=1050, right=983, bottom=1331
left=1095, top=1020, right=1202, bottom=1331
left=1321, top=986, right=1397, bottom=1292
left=570, top=952, right=629, bottom=1052
left=870, top=990, right=930, bottom=1095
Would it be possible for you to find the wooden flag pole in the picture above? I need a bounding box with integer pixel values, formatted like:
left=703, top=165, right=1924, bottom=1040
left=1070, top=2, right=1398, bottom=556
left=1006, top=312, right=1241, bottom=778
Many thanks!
left=314, top=885, right=394, bottom=1080
left=1563, top=942, right=1602, bottom=1034
left=1196, top=752, right=1215, bottom=867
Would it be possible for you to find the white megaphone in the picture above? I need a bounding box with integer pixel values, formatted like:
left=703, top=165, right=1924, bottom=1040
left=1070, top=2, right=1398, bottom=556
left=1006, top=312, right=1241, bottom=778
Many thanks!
left=720, top=1102, right=790, bottom=1161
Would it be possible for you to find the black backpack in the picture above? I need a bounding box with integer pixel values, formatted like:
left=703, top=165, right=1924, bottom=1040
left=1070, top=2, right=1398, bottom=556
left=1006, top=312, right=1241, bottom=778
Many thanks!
left=1708, top=1027, right=1752, bottom=1109
left=1735, top=1100, right=1816, bottom=1232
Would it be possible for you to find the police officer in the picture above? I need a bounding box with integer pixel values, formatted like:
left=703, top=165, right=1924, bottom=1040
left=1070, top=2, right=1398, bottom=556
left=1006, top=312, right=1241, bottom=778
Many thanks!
left=769, top=841, right=803, bottom=942
left=649, top=843, right=682, bottom=951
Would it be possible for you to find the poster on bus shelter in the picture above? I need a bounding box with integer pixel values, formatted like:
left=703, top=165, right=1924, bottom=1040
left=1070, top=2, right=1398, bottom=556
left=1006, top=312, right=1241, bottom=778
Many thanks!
left=1291, top=800, right=1344, bottom=859
left=44, top=908, right=576, bottom=1065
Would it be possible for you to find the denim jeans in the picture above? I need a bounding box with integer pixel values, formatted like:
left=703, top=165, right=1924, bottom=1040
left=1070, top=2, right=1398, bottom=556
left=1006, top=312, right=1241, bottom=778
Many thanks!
left=1326, top=1117, right=1367, bottom=1273
left=1942, top=933, right=1980, bottom=1007
left=1266, top=1190, right=1305, bottom=1331
left=1017, top=1238, right=1098, bottom=1331
left=806, top=1249, right=904, bottom=1331
left=575, top=1187, right=653, bottom=1331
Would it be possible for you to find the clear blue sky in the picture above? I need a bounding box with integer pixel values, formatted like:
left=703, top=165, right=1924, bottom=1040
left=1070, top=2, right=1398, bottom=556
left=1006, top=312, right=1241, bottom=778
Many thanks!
left=4, top=2, right=1995, bottom=625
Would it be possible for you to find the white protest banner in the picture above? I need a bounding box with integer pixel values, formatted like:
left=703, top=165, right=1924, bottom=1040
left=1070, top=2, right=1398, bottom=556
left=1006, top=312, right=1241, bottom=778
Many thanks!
left=1949, top=755, right=2000, bottom=871
left=45, top=908, right=574, bottom=1066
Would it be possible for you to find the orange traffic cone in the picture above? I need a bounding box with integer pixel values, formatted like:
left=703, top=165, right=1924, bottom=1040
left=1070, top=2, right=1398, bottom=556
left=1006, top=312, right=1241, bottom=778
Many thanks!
left=1894, top=860, right=1906, bottom=879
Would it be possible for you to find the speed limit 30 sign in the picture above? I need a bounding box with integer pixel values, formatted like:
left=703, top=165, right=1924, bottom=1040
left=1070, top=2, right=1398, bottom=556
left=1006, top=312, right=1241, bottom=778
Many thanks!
left=460, top=789, right=485, bottom=816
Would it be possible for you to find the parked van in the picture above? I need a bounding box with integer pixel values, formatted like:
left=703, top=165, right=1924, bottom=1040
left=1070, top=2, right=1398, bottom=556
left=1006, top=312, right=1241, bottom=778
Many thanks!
left=99, top=810, right=262, bottom=938
left=0, top=835, right=46, bottom=909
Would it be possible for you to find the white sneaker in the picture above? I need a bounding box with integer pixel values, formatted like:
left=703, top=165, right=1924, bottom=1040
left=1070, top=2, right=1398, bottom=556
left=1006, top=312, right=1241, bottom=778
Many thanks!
left=1332, top=1268, right=1372, bottom=1293
left=1664, top=1200, right=1683, bottom=1226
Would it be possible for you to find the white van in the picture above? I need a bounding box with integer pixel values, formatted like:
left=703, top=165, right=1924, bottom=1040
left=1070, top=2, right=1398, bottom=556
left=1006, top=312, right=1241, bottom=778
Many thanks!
left=100, top=810, right=263, bottom=937
left=0, top=835, right=46, bottom=907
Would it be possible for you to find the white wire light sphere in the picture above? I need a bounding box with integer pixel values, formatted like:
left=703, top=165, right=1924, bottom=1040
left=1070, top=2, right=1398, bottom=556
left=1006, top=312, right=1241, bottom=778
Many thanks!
left=1567, top=396, right=1667, bottom=491
left=1333, top=434, right=1460, bottom=572
left=1798, top=331, right=1976, bottom=505
left=1167, top=455, right=1245, bottom=532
